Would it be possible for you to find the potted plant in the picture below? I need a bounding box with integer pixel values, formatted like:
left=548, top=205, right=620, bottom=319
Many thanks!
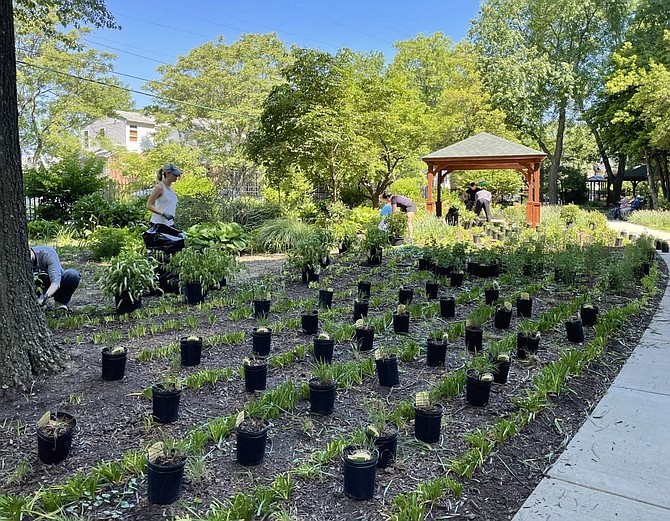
left=146, top=440, right=186, bottom=505
left=516, top=292, right=533, bottom=318
left=180, top=335, right=202, bottom=366
left=362, top=221, right=388, bottom=265
left=357, top=280, right=372, bottom=300
left=466, top=356, right=495, bottom=406
left=318, top=287, right=334, bottom=310
left=252, top=279, right=272, bottom=318
left=101, top=345, right=127, bottom=381
left=393, top=304, right=410, bottom=334
left=425, top=280, right=439, bottom=300
left=565, top=313, right=585, bottom=343
left=494, top=301, right=513, bottom=329
left=580, top=303, right=599, bottom=327
left=235, top=411, right=270, bottom=466
left=465, top=307, right=489, bottom=352
left=413, top=391, right=442, bottom=443
left=439, top=294, right=456, bottom=318
left=398, top=286, right=414, bottom=304
left=517, top=319, right=540, bottom=359
left=353, top=292, right=370, bottom=321
left=450, top=269, right=465, bottom=287
left=331, top=214, right=358, bottom=254
left=301, top=309, right=319, bottom=335
left=287, top=227, right=332, bottom=283
left=375, top=347, right=399, bottom=387
left=313, top=332, right=334, bottom=364
left=168, top=246, right=221, bottom=305
left=365, top=404, right=399, bottom=469
left=152, top=377, right=182, bottom=424
left=484, top=281, right=500, bottom=305
left=354, top=318, right=375, bottom=351
left=342, top=445, right=379, bottom=500
left=488, top=341, right=512, bottom=384
left=386, top=212, right=408, bottom=246
left=426, top=331, right=449, bottom=367
left=97, top=251, right=159, bottom=315
left=243, top=356, right=267, bottom=392
left=36, top=410, right=76, bottom=464
left=308, top=362, right=336, bottom=415
left=251, top=326, right=272, bottom=356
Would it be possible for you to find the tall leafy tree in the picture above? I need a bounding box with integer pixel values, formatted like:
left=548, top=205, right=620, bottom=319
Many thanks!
left=470, top=0, right=631, bottom=203
left=0, top=0, right=117, bottom=389
left=145, top=34, right=289, bottom=196
left=16, top=20, right=132, bottom=166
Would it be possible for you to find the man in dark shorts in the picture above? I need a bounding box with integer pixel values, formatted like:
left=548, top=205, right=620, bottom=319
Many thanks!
left=382, top=192, right=418, bottom=241
left=465, top=182, right=480, bottom=211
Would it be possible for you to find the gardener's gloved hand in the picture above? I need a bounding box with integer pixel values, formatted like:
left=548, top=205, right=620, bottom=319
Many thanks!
left=37, top=294, right=49, bottom=307
left=162, top=213, right=174, bottom=221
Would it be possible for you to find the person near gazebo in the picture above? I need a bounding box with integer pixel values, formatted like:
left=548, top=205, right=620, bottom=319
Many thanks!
left=382, top=192, right=417, bottom=241
left=474, top=182, right=492, bottom=222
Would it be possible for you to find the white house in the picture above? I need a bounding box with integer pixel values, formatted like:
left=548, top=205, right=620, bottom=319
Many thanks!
left=82, top=110, right=159, bottom=153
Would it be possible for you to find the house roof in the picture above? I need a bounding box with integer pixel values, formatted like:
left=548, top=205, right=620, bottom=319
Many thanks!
left=422, top=132, right=545, bottom=160
left=115, top=110, right=155, bottom=125
left=623, top=165, right=647, bottom=181
left=587, top=174, right=607, bottom=182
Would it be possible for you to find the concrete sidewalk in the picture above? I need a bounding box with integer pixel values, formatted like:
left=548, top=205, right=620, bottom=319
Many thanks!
left=513, top=221, right=670, bottom=521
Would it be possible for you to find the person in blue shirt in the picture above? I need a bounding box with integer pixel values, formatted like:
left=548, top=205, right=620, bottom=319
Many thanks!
left=30, top=245, right=81, bottom=311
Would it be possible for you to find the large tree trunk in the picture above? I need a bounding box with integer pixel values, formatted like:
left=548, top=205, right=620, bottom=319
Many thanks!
left=548, top=101, right=567, bottom=204
left=0, top=0, right=68, bottom=389
left=645, top=149, right=658, bottom=209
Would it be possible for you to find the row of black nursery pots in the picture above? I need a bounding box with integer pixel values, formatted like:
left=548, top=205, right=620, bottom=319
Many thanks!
left=417, top=257, right=502, bottom=279
left=655, top=239, right=670, bottom=253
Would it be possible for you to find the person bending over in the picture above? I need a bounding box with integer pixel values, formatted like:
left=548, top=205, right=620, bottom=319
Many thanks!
left=382, top=192, right=417, bottom=241
left=474, top=183, right=492, bottom=222
left=30, top=246, right=81, bottom=311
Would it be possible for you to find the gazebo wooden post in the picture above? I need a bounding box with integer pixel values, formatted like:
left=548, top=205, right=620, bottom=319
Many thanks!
left=426, top=164, right=435, bottom=213
left=524, top=162, right=541, bottom=227
left=435, top=169, right=443, bottom=217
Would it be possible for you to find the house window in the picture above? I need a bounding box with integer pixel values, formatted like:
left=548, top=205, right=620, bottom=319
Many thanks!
left=129, top=125, right=138, bottom=143
left=83, top=130, right=89, bottom=147
left=98, top=128, right=105, bottom=138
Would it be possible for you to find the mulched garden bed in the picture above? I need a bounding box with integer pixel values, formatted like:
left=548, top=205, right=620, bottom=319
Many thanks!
left=0, top=244, right=664, bottom=520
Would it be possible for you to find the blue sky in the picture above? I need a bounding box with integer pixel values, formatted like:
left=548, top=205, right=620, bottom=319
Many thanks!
left=89, top=0, right=482, bottom=107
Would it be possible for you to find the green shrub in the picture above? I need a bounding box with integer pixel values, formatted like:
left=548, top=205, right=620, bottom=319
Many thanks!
left=27, top=219, right=60, bottom=240
left=88, top=227, right=137, bottom=261
left=186, top=222, right=249, bottom=253
left=219, top=197, right=282, bottom=230
left=73, top=194, right=147, bottom=231
left=253, top=218, right=312, bottom=253
left=176, top=194, right=218, bottom=230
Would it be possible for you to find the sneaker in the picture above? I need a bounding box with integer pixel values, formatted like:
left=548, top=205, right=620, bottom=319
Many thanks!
left=55, top=303, right=69, bottom=312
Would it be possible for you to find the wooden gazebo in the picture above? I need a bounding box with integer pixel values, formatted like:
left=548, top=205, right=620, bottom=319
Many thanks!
left=422, top=132, right=546, bottom=227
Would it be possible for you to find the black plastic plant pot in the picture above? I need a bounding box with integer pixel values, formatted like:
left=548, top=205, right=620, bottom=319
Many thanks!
left=342, top=446, right=379, bottom=500
left=301, top=266, right=320, bottom=284
left=36, top=412, right=76, bottom=464
left=434, top=264, right=452, bottom=277
left=663, top=241, right=669, bottom=253
left=357, top=281, right=372, bottom=300
left=101, top=347, right=127, bottom=381
left=183, top=282, right=205, bottom=305
left=367, top=249, right=382, bottom=266
left=418, top=258, right=430, bottom=271
left=114, top=293, right=141, bottom=316
left=465, top=327, right=483, bottom=352
left=491, top=358, right=511, bottom=384
left=355, top=327, right=375, bottom=351
left=318, top=289, right=333, bottom=310
left=368, top=424, right=398, bottom=469
left=580, top=306, right=599, bottom=327
left=392, top=313, right=410, bottom=334
left=439, top=297, right=456, bottom=318
left=565, top=319, right=585, bottom=343
left=398, top=288, right=414, bottom=305
left=516, top=298, right=533, bottom=318
left=353, top=301, right=369, bottom=321
left=389, top=236, right=404, bottom=246
left=466, top=370, right=492, bottom=407
left=313, top=338, right=334, bottom=364
left=494, top=308, right=512, bottom=329
left=375, top=355, right=399, bottom=387
left=243, top=362, right=267, bottom=392
left=516, top=333, right=539, bottom=359
left=152, top=384, right=182, bottom=424
left=147, top=457, right=186, bottom=505
left=450, top=272, right=464, bottom=287
left=253, top=299, right=271, bottom=319
left=414, top=405, right=443, bottom=444
left=308, top=378, right=336, bottom=415
left=467, top=261, right=479, bottom=275
left=484, top=288, right=500, bottom=305
left=235, top=419, right=270, bottom=466
left=426, top=340, right=448, bottom=367
left=251, top=328, right=272, bottom=356
left=655, top=239, right=663, bottom=251
left=425, top=282, right=439, bottom=300
left=301, top=311, right=319, bottom=335
left=179, top=336, right=202, bottom=367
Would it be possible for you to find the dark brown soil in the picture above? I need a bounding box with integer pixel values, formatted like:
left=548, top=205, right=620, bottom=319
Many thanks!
left=0, top=248, right=664, bottom=521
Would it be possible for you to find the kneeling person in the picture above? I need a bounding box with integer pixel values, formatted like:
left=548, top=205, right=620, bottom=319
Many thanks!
left=30, top=245, right=81, bottom=311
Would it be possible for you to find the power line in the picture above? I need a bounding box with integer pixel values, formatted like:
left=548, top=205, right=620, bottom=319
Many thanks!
left=16, top=59, right=258, bottom=120
left=81, top=37, right=168, bottom=65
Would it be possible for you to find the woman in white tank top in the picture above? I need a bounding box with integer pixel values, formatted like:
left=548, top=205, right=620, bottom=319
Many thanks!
left=147, top=163, right=182, bottom=226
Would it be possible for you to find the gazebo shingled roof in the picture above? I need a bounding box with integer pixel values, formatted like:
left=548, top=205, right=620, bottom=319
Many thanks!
left=421, top=132, right=547, bottom=227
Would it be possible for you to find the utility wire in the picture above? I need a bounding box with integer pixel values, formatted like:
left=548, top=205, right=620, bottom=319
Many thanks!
left=81, top=37, right=168, bottom=65
left=16, top=59, right=258, bottom=120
